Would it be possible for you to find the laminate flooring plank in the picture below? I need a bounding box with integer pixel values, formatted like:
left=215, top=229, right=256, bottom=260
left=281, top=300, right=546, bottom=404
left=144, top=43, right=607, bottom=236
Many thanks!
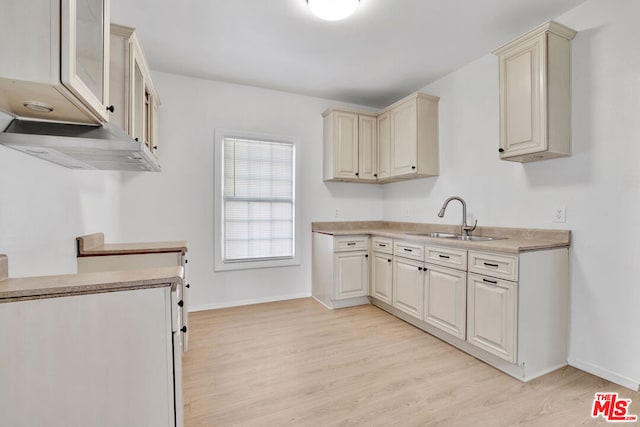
left=182, top=298, right=638, bottom=426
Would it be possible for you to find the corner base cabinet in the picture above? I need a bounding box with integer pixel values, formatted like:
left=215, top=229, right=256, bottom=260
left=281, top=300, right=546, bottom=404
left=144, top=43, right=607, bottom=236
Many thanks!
left=312, top=232, right=370, bottom=309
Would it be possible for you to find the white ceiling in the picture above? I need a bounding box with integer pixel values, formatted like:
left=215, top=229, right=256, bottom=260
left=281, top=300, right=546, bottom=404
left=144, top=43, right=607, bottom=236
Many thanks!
left=111, top=0, right=586, bottom=108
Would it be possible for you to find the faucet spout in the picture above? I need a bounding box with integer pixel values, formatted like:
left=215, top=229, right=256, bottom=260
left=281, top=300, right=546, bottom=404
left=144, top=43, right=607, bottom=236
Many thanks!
left=437, top=196, right=477, bottom=236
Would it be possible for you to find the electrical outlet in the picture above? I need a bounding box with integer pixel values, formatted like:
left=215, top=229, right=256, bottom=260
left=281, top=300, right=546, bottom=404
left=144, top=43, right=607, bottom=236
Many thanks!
left=404, top=207, right=410, bottom=218
left=554, top=206, right=566, bottom=223
left=335, top=209, right=340, bottom=218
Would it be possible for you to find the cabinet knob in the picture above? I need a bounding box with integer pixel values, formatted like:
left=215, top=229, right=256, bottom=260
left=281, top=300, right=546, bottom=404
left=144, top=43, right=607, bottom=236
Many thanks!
left=418, top=266, right=423, bottom=271
left=365, top=254, right=368, bottom=258
left=387, top=259, right=392, bottom=263
left=186, top=283, right=191, bottom=289
left=498, top=148, right=505, bottom=153
left=178, top=300, right=184, bottom=307
left=181, top=326, right=188, bottom=333
left=411, top=166, right=416, bottom=170
left=355, top=172, right=359, bottom=177
left=153, top=146, right=158, bottom=150
left=134, top=138, right=139, bottom=142
left=106, top=105, right=115, bottom=113
left=374, top=174, right=378, bottom=178
left=185, top=259, right=188, bottom=264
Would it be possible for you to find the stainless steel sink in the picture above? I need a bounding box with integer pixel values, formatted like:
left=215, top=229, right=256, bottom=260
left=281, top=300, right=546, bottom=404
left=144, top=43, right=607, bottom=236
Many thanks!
left=407, top=232, right=458, bottom=238
left=407, top=232, right=503, bottom=241
left=450, top=235, right=504, bottom=241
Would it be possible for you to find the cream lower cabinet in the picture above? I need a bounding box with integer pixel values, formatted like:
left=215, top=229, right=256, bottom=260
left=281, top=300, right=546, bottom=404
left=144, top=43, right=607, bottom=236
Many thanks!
left=335, top=251, right=369, bottom=300
left=467, top=273, right=517, bottom=362
left=370, top=252, right=393, bottom=304
left=392, top=257, right=423, bottom=320
left=423, top=265, right=467, bottom=340
left=312, top=233, right=370, bottom=309
left=0, top=286, right=182, bottom=427
left=370, top=236, right=393, bottom=304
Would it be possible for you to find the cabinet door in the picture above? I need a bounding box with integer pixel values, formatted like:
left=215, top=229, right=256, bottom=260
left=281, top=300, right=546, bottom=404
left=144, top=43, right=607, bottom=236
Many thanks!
left=498, top=34, right=545, bottom=157
left=392, top=257, right=423, bottom=319
left=390, top=100, right=418, bottom=176
left=371, top=252, right=392, bottom=304
left=131, top=48, right=146, bottom=145
left=467, top=273, right=517, bottom=362
left=335, top=251, right=368, bottom=300
left=377, top=111, right=391, bottom=179
left=424, top=265, right=466, bottom=339
left=61, top=0, right=110, bottom=122
left=358, top=115, right=377, bottom=180
left=332, top=111, right=359, bottom=179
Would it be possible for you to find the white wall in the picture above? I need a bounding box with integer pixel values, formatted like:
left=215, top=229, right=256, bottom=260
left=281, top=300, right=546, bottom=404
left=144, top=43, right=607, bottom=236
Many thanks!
left=0, top=114, right=123, bottom=277
left=383, top=0, right=640, bottom=389
left=117, top=73, right=384, bottom=310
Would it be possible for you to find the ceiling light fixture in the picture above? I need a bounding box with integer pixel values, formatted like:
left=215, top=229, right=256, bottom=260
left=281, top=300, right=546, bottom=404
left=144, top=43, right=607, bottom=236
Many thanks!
left=306, top=0, right=360, bottom=21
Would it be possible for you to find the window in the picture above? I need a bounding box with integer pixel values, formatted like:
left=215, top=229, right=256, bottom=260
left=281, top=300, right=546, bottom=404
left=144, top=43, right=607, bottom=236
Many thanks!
left=214, top=130, right=298, bottom=271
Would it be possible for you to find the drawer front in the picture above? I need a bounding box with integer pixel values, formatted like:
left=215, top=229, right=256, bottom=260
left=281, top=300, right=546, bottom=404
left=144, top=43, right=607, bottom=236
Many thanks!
left=334, top=235, right=369, bottom=252
left=425, top=245, right=467, bottom=271
left=393, top=241, right=424, bottom=262
left=372, top=236, right=393, bottom=254
left=468, top=251, right=518, bottom=281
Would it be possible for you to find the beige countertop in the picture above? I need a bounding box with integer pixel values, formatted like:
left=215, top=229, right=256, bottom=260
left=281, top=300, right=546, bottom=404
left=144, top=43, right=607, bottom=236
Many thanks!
left=0, top=261, right=183, bottom=303
left=312, top=221, right=570, bottom=254
left=77, top=233, right=188, bottom=257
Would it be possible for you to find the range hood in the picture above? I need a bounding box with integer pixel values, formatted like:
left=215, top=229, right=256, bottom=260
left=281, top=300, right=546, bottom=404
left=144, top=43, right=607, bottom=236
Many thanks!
left=0, top=119, right=161, bottom=171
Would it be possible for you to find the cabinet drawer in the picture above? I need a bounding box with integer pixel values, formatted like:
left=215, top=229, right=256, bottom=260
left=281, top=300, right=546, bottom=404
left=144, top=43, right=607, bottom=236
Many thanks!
left=425, top=245, right=467, bottom=271
left=393, top=241, right=424, bottom=261
left=468, top=251, right=518, bottom=281
left=372, top=236, right=393, bottom=254
left=334, top=235, right=369, bottom=252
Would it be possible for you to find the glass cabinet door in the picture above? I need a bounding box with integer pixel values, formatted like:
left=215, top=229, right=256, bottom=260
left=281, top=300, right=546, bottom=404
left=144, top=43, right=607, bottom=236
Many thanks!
left=61, top=0, right=110, bottom=122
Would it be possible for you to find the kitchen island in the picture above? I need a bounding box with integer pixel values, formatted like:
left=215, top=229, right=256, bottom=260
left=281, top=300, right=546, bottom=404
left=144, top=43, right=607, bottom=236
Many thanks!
left=0, top=254, right=184, bottom=427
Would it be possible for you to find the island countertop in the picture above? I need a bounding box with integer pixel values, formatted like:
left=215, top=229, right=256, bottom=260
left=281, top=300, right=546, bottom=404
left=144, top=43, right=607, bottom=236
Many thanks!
left=312, top=221, right=570, bottom=254
left=0, top=254, right=183, bottom=303
left=77, top=233, right=188, bottom=257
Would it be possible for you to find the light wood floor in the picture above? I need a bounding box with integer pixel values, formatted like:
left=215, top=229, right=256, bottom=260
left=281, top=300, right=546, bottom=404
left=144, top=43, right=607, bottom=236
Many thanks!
left=183, top=298, right=638, bottom=426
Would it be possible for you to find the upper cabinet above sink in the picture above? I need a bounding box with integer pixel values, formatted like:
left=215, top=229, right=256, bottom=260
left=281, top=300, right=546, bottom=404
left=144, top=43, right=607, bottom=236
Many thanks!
left=493, top=21, right=577, bottom=163
left=0, top=0, right=111, bottom=124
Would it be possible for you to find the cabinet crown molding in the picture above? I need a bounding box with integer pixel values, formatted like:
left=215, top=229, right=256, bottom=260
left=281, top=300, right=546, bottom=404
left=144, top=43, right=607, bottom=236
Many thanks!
left=492, top=20, right=577, bottom=56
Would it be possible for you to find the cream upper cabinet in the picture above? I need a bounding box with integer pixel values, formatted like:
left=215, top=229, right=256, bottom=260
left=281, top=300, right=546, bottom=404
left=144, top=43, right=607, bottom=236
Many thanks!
left=358, top=115, right=378, bottom=180
left=323, top=109, right=377, bottom=182
left=387, top=93, right=439, bottom=178
left=111, top=24, right=161, bottom=157
left=0, top=0, right=111, bottom=124
left=493, top=20, right=576, bottom=163
left=423, top=264, right=467, bottom=340
left=377, top=111, right=391, bottom=180
left=322, top=91, right=438, bottom=183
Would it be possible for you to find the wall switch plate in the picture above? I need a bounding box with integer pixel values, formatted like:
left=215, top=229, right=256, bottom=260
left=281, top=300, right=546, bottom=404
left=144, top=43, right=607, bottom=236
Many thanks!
left=554, top=206, right=566, bottom=223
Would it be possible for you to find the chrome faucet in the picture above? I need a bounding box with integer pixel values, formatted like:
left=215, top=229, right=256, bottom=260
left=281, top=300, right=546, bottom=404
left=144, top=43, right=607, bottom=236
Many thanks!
left=437, top=196, right=477, bottom=236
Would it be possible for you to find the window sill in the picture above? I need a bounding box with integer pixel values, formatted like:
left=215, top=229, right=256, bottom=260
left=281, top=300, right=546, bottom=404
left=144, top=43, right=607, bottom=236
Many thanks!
left=214, top=256, right=300, bottom=272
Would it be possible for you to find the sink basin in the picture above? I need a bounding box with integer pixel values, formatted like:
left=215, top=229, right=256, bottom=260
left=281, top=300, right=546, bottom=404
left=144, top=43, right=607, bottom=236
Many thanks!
left=450, top=235, right=504, bottom=241
left=407, top=232, right=503, bottom=241
left=407, top=232, right=458, bottom=238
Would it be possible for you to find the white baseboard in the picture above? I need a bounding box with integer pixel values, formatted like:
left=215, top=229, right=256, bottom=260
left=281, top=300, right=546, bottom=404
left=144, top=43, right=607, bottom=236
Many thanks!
left=569, top=358, right=640, bottom=391
left=189, top=292, right=311, bottom=312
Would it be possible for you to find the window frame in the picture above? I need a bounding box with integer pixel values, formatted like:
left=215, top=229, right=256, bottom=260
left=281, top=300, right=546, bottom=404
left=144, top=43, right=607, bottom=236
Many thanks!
left=214, top=128, right=301, bottom=271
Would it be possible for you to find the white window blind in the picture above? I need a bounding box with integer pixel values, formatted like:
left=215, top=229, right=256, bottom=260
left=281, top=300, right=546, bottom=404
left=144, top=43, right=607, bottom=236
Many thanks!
left=223, top=137, right=295, bottom=262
